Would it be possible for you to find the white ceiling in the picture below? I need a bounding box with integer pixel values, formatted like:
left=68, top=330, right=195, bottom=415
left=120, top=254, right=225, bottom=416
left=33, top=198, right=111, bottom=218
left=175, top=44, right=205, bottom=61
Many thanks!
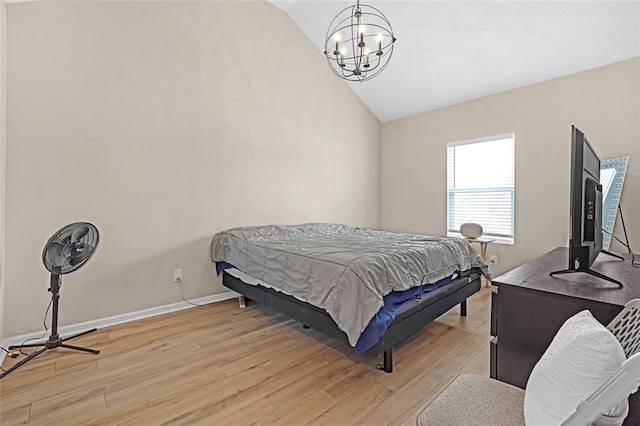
left=268, top=1, right=640, bottom=123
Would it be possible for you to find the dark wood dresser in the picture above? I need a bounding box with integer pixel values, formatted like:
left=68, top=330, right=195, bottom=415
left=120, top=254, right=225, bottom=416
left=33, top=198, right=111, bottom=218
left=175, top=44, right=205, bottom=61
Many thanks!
left=490, top=247, right=640, bottom=423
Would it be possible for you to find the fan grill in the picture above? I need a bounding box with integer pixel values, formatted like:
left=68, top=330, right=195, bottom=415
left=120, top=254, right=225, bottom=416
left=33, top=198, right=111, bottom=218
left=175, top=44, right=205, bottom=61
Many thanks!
left=42, top=222, right=99, bottom=275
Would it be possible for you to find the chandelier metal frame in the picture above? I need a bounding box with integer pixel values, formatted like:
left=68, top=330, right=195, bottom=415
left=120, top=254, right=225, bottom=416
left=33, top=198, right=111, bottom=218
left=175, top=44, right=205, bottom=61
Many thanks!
left=323, top=0, right=396, bottom=82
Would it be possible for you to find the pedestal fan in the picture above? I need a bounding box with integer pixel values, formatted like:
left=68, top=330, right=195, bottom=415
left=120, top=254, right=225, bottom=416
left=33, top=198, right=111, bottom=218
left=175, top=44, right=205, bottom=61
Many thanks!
left=0, top=222, right=100, bottom=379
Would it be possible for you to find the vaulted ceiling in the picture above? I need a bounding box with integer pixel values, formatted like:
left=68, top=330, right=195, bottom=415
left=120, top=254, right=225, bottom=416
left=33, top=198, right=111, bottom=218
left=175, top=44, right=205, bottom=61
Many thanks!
left=268, top=1, right=640, bottom=122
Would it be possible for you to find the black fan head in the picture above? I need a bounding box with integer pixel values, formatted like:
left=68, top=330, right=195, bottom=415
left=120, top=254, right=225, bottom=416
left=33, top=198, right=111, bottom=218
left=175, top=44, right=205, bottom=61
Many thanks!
left=42, top=222, right=99, bottom=275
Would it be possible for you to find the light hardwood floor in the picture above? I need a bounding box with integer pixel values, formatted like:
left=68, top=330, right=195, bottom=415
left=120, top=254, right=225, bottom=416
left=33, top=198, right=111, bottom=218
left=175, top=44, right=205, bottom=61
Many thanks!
left=0, top=288, right=491, bottom=425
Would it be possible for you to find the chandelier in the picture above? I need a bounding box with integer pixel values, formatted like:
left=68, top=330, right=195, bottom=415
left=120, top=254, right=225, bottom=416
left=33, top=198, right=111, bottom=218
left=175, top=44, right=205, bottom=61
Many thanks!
left=324, top=0, right=396, bottom=82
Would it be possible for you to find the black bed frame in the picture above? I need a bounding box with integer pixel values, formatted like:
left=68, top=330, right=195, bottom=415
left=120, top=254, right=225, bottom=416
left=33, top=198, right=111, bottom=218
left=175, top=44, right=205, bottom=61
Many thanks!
left=222, top=270, right=481, bottom=373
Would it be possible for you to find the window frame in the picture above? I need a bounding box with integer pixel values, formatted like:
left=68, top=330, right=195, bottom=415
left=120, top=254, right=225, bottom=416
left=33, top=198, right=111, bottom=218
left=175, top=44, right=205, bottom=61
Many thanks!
left=446, top=133, right=515, bottom=245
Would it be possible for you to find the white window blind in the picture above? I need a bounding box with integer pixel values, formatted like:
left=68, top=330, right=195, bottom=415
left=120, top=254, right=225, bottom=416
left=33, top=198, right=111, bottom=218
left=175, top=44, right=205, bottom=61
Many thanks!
left=447, top=135, right=515, bottom=244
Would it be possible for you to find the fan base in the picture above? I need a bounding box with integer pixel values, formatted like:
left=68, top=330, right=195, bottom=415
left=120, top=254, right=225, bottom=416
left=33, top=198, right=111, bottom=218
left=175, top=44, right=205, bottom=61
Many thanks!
left=0, top=328, right=100, bottom=379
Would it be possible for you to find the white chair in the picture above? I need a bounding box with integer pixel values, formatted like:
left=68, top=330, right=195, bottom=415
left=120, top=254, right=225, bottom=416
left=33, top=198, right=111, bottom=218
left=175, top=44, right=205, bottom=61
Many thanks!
left=417, top=299, right=640, bottom=426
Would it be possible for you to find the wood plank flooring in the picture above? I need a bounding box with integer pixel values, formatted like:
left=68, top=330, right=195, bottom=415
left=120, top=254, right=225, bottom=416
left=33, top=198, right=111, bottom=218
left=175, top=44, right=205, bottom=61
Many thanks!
left=0, top=288, right=491, bottom=425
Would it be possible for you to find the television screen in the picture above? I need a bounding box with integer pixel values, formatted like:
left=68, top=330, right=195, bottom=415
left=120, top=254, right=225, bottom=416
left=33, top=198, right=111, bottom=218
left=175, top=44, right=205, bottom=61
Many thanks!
left=569, top=126, right=602, bottom=270
left=550, top=126, right=623, bottom=287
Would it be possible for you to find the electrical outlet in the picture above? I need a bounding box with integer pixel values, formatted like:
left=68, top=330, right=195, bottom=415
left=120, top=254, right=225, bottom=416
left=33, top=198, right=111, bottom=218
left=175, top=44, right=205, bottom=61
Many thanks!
left=173, top=269, right=183, bottom=284
left=489, top=255, right=498, bottom=265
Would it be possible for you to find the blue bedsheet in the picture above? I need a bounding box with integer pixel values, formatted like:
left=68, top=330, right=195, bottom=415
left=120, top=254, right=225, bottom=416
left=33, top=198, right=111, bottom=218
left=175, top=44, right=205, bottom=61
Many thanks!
left=216, top=262, right=454, bottom=354
left=354, top=274, right=453, bottom=353
left=216, top=261, right=234, bottom=275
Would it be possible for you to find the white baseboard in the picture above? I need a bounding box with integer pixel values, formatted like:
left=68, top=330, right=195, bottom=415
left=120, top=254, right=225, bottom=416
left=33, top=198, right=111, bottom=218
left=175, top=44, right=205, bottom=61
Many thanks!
left=3, top=291, right=240, bottom=348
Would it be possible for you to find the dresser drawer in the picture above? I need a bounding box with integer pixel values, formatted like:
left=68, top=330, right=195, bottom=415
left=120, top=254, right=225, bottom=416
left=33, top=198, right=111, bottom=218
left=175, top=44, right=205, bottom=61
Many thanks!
left=490, top=287, right=498, bottom=337
left=490, top=336, right=498, bottom=379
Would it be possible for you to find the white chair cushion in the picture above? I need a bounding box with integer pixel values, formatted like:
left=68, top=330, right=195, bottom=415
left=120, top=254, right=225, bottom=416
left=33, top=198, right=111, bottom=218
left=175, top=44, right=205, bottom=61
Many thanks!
left=524, top=310, right=626, bottom=426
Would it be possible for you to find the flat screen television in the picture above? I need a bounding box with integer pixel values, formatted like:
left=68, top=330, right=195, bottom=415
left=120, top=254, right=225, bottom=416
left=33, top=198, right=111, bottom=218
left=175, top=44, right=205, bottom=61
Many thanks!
left=550, top=126, right=623, bottom=287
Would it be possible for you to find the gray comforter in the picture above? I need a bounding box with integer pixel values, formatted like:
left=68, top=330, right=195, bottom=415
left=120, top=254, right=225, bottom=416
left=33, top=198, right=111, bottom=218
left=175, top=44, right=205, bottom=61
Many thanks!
left=210, top=223, right=490, bottom=346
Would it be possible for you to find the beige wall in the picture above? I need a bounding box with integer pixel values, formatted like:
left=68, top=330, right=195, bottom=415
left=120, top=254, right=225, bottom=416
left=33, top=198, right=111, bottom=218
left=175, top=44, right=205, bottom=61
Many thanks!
left=0, top=0, right=6, bottom=344
left=5, top=1, right=380, bottom=336
left=381, top=58, right=640, bottom=276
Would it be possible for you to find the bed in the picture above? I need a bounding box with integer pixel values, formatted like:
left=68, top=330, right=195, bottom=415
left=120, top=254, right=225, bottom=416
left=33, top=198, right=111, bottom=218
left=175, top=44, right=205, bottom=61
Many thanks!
left=210, top=223, right=490, bottom=372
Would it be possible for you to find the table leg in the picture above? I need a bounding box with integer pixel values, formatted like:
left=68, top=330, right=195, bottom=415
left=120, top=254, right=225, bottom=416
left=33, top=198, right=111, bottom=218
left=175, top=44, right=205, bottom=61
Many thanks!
left=480, top=242, right=490, bottom=287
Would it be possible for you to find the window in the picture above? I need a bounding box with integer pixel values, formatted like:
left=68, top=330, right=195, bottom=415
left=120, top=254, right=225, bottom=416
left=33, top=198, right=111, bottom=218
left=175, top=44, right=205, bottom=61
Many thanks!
left=447, top=134, right=515, bottom=244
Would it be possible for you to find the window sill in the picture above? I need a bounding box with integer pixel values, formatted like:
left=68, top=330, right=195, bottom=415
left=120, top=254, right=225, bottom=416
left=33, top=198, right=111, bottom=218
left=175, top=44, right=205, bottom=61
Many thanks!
left=448, top=232, right=514, bottom=245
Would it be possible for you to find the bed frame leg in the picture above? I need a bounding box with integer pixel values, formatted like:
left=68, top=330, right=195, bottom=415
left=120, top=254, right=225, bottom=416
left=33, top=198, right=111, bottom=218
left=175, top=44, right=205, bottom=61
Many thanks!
left=238, top=296, right=246, bottom=309
left=460, top=300, right=467, bottom=317
left=383, top=348, right=393, bottom=373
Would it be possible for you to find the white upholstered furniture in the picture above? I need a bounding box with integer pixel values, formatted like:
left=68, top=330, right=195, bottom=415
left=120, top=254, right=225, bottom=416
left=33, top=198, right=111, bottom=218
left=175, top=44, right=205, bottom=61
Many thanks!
left=417, top=299, right=640, bottom=426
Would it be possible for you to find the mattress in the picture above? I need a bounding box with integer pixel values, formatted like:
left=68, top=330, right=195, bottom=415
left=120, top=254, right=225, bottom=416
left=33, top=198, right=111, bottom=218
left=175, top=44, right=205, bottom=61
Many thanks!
left=211, top=223, right=490, bottom=345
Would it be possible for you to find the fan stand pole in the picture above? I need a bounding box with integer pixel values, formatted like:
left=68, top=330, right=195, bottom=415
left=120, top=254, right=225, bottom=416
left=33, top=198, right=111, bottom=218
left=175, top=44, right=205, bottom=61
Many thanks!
left=0, top=274, right=100, bottom=380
